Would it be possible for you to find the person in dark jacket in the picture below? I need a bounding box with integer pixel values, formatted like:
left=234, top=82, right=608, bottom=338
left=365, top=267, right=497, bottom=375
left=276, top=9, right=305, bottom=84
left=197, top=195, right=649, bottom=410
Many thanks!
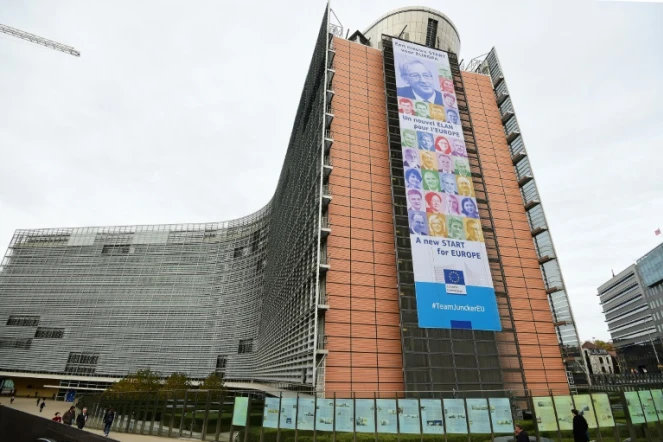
left=572, top=409, right=589, bottom=442
left=39, top=400, right=46, bottom=413
left=76, top=407, right=89, bottom=430
left=514, top=423, right=529, bottom=442
left=62, top=406, right=76, bottom=425
left=103, top=408, right=116, bottom=437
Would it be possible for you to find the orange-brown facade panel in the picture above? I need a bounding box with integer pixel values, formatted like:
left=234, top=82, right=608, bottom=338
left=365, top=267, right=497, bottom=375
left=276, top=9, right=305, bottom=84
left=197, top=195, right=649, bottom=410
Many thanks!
left=325, top=36, right=568, bottom=396
left=325, top=38, right=404, bottom=396
left=463, top=72, right=569, bottom=395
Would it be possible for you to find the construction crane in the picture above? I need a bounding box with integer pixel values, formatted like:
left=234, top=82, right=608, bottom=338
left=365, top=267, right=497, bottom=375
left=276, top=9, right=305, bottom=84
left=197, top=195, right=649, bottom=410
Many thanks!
left=0, top=23, right=80, bottom=57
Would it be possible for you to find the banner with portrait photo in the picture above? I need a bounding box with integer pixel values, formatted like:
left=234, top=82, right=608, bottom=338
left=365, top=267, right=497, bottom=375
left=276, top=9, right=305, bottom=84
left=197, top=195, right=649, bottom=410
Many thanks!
left=392, top=38, right=500, bottom=331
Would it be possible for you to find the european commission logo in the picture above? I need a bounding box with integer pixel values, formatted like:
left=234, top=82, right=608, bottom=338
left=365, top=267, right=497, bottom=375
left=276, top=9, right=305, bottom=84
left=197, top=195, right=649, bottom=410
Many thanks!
left=443, top=269, right=466, bottom=295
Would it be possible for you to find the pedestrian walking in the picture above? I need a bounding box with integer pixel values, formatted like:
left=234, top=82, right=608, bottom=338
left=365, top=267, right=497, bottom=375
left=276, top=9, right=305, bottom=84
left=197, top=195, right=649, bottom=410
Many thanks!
left=103, top=407, right=116, bottom=437
left=76, top=406, right=89, bottom=430
left=10, top=395, right=14, bottom=404
left=36, top=397, right=40, bottom=406
left=572, top=408, right=589, bottom=442
left=514, top=423, right=530, bottom=442
left=62, top=406, right=76, bottom=426
left=52, top=412, right=62, bottom=423
left=39, top=401, right=46, bottom=413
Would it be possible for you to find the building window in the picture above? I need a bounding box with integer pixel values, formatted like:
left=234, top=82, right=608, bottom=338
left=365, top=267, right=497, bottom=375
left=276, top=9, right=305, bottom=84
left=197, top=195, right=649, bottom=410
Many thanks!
left=65, top=352, right=99, bottom=375
left=6, top=315, right=40, bottom=326
left=238, top=339, right=253, bottom=354
left=35, top=327, right=65, bottom=339
left=0, top=338, right=32, bottom=349
left=101, top=244, right=132, bottom=255
left=425, top=18, right=438, bottom=48
left=216, top=355, right=227, bottom=372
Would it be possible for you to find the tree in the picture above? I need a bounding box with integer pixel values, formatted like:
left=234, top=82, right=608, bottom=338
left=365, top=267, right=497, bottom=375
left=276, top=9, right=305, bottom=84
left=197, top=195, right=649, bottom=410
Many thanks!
left=107, top=369, right=162, bottom=394
left=200, top=372, right=224, bottom=391
left=200, top=372, right=225, bottom=401
left=163, top=372, right=191, bottom=391
left=584, top=340, right=615, bottom=352
left=593, top=340, right=615, bottom=351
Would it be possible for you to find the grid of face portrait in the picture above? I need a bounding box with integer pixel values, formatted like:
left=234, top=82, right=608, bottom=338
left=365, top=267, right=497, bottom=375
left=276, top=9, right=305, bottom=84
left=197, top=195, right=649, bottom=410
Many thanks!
left=398, top=58, right=483, bottom=243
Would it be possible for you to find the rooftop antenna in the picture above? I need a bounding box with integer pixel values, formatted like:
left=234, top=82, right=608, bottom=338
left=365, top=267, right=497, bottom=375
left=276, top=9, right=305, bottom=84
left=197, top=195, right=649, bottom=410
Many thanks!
left=329, top=8, right=344, bottom=38
left=398, top=25, right=408, bottom=39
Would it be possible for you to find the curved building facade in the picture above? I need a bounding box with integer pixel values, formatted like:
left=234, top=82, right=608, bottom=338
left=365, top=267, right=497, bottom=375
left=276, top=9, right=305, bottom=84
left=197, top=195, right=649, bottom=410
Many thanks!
left=0, top=5, right=583, bottom=399
left=0, top=10, right=332, bottom=399
left=362, top=7, right=461, bottom=54
left=0, top=210, right=269, bottom=381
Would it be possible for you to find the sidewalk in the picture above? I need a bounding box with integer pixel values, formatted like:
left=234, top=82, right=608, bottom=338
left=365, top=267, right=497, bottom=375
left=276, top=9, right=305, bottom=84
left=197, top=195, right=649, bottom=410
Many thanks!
left=3, top=397, right=198, bottom=442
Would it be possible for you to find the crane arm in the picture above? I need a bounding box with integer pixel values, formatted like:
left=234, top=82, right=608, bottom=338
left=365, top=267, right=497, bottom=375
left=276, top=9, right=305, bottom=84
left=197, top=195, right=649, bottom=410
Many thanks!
left=0, top=24, right=80, bottom=57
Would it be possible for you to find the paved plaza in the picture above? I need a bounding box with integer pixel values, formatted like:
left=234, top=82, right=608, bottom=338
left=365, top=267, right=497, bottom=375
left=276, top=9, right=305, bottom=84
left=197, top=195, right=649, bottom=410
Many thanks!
left=1, top=397, right=196, bottom=442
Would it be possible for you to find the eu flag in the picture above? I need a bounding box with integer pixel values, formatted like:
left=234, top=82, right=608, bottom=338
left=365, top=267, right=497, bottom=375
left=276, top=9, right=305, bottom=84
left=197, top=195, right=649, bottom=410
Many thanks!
left=443, top=269, right=465, bottom=285
left=443, top=269, right=466, bottom=295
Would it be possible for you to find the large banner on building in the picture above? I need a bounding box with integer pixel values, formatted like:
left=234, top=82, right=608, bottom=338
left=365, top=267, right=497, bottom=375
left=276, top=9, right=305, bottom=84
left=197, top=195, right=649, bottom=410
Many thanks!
left=391, top=39, right=500, bottom=331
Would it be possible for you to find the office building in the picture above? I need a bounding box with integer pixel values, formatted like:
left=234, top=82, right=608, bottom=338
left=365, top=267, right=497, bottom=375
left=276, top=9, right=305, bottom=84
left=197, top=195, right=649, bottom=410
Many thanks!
left=637, top=242, right=663, bottom=333
left=581, top=342, right=615, bottom=376
left=0, top=5, right=584, bottom=399
left=598, top=242, right=663, bottom=373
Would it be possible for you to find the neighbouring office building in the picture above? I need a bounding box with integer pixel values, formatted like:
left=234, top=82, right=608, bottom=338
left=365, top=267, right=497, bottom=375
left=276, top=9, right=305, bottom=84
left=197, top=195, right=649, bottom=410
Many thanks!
left=0, top=6, right=586, bottom=399
left=598, top=242, right=663, bottom=373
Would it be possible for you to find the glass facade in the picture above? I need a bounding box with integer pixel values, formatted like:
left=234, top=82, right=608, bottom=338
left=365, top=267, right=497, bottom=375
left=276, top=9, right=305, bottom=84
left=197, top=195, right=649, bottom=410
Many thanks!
left=0, top=8, right=332, bottom=391
left=638, top=242, right=663, bottom=288
left=0, top=215, right=268, bottom=380
left=598, top=244, right=663, bottom=373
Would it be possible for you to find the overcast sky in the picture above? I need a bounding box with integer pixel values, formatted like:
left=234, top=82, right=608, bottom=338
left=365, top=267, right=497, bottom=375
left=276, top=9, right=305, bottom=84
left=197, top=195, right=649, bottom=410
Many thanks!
left=1, top=0, right=662, bottom=342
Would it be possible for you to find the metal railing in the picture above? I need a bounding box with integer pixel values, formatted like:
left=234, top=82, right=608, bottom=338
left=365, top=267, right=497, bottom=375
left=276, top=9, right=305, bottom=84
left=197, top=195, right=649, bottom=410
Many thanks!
left=78, top=387, right=663, bottom=442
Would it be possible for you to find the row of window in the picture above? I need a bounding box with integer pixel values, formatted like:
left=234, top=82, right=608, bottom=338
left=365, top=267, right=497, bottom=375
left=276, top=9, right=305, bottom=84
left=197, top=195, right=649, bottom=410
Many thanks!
left=6, top=315, right=40, bottom=326
left=35, top=327, right=65, bottom=339
left=0, top=338, right=32, bottom=349
left=238, top=339, right=254, bottom=354
left=67, top=352, right=99, bottom=364
left=64, top=352, right=100, bottom=375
